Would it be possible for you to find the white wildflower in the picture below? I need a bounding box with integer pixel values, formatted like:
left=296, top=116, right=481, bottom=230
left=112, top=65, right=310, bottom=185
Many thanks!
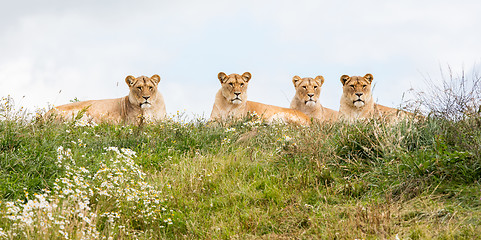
left=283, top=135, right=292, bottom=141
left=225, top=127, right=236, bottom=133
left=2, top=146, right=174, bottom=237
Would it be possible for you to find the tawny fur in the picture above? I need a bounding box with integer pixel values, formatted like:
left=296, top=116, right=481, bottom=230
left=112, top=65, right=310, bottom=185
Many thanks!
left=46, top=75, right=166, bottom=124
left=338, top=73, right=409, bottom=122
left=290, top=75, right=338, bottom=122
left=210, top=72, right=311, bottom=125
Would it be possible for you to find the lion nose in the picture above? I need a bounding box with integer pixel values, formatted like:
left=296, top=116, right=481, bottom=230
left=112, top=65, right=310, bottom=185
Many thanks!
left=234, top=92, right=241, bottom=97
left=308, top=93, right=314, bottom=97
left=355, top=93, right=363, bottom=97
left=143, top=96, right=150, bottom=100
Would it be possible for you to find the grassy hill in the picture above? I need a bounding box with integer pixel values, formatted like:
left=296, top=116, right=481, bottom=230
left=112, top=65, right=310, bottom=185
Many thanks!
left=1, top=105, right=480, bottom=239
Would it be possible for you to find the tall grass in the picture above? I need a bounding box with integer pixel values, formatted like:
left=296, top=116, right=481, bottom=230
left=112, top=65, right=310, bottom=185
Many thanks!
left=406, top=66, right=481, bottom=120
left=1, top=70, right=481, bottom=239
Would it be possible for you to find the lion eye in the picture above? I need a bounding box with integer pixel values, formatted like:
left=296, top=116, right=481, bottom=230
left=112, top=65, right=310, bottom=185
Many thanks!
left=313, top=86, right=318, bottom=89
left=362, top=85, right=367, bottom=88
left=137, top=87, right=142, bottom=91
left=240, top=83, right=244, bottom=87
left=350, top=85, right=355, bottom=89
left=149, top=87, right=153, bottom=91
left=229, top=83, right=234, bottom=87
left=302, top=86, right=307, bottom=90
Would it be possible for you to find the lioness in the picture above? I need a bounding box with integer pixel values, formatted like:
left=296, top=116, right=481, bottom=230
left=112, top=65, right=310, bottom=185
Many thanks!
left=338, top=73, right=406, bottom=121
left=47, top=75, right=166, bottom=124
left=210, top=72, right=311, bottom=125
left=290, top=75, right=338, bottom=122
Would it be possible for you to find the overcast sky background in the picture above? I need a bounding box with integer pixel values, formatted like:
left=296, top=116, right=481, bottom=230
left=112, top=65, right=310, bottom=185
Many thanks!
left=1, top=0, right=481, bottom=119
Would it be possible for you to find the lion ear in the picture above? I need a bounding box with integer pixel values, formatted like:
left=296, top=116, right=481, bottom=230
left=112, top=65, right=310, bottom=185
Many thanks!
left=340, top=75, right=350, bottom=86
left=125, top=75, right=136, bottom=87
left=242, top=72, right=252, bottom=82
left=292, top=76, right=302, bottom=87
left=151, top=74, right=161, bottom=84
left=364, top=73, right=373, bottom=83
left=315, top=75, right=325, bottom=86
left=218, top=72, right=228, bottom=84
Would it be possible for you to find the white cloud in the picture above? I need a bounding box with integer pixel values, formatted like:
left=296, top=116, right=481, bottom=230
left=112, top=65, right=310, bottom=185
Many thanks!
left=1, top=0, right=481, bottom=117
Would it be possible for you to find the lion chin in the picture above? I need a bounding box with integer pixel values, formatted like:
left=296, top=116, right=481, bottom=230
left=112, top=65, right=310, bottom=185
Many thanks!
left=231, top=99, right=242, bottom=105
left=353, top=101, right=365, bottom=108
left=305, top=101, right=316, bottom=107
left=141, top=103, right=152, bottom=109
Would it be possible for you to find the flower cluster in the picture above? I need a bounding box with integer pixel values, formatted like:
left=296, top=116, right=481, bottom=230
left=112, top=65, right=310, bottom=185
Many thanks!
left=96, top=147, right=174, bottom=229
left=243, top=112, right=263, bottom=127
left=74, top=118, right=98, bottom=127
left=1, top=145, right=174, bottom=239
left=221, top=137, right=231, bottom=145
left=224, top=127, right=236, bottom=133
left=281, top=135, right=292, bottom=142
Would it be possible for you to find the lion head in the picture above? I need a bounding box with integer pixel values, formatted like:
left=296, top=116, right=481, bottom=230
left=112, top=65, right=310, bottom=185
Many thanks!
left=340, top=73, right=373, bottom=108
left=125, top=75, right=161, bottom=109
left=217, top=72, right=252, bottom=105
left=292, top=75, right=325, bottom=107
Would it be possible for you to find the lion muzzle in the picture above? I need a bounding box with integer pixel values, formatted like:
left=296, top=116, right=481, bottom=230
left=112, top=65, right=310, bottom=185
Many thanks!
left=140, top=101, right=152, bottom=109
left=231, top=97, right=242, bottom=104
left=305, top=98, right=317, bottom=107
left=353, top=99, right=365, bottom=108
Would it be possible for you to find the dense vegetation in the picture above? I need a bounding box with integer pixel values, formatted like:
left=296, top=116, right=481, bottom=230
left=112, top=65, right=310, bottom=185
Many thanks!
left=1, top=70, right=481, bottom=239
left=0, top=109, right=480, bottom=239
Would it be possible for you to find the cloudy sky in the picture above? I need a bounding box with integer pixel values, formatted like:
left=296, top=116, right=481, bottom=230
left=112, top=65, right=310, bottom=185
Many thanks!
left=1, top=0, right=480, bottom=118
